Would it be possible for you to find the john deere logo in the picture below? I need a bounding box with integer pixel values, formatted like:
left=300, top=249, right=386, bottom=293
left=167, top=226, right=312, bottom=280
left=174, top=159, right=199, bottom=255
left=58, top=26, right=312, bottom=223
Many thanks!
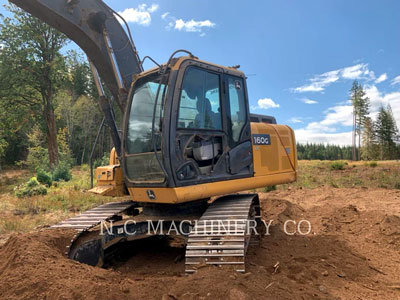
left=146, top=190, right=156, bottom=200
left=235, top=80, right=241, bottom=90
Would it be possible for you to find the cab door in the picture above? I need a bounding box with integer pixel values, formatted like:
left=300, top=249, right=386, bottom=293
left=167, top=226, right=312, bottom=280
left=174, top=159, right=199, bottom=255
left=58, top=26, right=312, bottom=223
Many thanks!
left=223, top=74, right=253, bottom=174
left=169, top=60, right=253, bottom=187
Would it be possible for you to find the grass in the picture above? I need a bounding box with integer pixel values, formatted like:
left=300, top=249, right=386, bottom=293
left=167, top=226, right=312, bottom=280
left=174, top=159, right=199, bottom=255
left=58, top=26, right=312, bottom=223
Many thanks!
left=276, top=160, right=400, bottom=191
left=0, top=166, right=114, bottom=235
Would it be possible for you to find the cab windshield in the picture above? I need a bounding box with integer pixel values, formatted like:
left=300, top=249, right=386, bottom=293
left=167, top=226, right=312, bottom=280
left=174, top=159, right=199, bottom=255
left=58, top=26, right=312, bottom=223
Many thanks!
left=125, top=73, right=167, bottom=182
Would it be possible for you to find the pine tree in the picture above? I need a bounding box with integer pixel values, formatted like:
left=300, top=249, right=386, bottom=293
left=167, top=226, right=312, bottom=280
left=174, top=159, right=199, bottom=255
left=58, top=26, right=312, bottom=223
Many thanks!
left=376, top=105, right=399, bottom=160
left=350, top=81, right=370, bottom=161
left=361, top=117, right=378, bottom=160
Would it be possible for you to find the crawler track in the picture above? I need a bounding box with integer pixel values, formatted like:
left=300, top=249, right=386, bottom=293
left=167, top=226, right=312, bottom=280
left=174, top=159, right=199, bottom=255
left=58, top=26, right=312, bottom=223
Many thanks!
left=51, top=201, right=135, bottom=231
left=51, top=200, right=135, bottom=260
left=185, top=194, right=260, bottom=273
left=50, top=196, right=260, bottom=271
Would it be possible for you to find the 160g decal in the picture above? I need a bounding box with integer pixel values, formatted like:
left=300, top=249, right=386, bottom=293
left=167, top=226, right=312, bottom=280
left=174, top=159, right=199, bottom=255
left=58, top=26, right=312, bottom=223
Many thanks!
left=252, top=134, right=271, bottom=145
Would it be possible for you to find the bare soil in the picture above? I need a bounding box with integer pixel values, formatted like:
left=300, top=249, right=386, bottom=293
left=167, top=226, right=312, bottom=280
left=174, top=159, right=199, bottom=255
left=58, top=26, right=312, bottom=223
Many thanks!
left=1, top=187, right=400, bottom=300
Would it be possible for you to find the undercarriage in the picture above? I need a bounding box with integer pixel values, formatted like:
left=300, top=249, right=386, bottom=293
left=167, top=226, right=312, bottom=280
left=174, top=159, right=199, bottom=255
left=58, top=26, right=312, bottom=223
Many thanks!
left=52, top=194, right=261, bottom=273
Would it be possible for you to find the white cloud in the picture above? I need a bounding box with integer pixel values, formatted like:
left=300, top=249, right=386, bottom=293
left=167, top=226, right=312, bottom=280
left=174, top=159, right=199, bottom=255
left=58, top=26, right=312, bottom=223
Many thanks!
left=295, top=129, right=353, bottom=146
left=341, top=64, right=373, bottom=80
left=293, top=104, right=354, bottom=145
left=300, top=98, right=318, bottom=104
left=288, top=117, right=303, bottom=124
left=294, top=70, right=340, bottom=93
left=163, top=13, right=215, bottom=36
left=174, top=19, right=215, bottom=33
left=118, top=4, right=159, bottom=26
left=251, top=98, right=280, bottom=110
left=375, top=73, right=387, bottom=84
left=391, top=75, right=400, bottom=86
left=293, top=63, right=375, bottom=93
left=295, top=109, right=353, bottom=145
left=146, top=4, right=159, bottom=13
left=161, top=12, right=169, bottom=20
left=304, top=122, right=337, bottom=133
left=320, top=105, right=354, bottom=127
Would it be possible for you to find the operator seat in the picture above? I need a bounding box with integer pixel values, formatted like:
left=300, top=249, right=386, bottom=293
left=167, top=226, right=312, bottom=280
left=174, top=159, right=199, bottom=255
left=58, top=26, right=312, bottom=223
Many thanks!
left=195, top=98, right=221, bottom=129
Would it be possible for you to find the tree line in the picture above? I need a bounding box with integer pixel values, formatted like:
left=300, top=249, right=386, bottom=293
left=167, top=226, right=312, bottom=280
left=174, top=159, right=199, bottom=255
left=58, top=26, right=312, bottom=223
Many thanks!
left=297, top=142, right=400, bottom=161
left=297, top=143, right=353, bottom=160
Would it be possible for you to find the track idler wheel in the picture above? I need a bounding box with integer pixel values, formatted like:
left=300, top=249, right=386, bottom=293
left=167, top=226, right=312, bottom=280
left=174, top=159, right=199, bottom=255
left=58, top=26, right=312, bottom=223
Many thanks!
left=68, top=232, right=104, bottom=267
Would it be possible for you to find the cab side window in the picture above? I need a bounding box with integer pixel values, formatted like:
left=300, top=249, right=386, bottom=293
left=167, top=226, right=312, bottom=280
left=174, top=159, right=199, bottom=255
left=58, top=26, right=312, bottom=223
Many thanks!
left=178, top=67, right=222, bottom=130
left=227, top=76, right=247, bottom=143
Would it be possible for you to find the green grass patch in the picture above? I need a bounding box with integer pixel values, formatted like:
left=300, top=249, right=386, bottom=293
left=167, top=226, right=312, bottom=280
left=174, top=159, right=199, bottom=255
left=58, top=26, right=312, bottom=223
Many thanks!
left=330, top=161, right=347, bottom=170
left=263, top=185, right=277, bottom=192
left=369, top=161, right=378, bottom=168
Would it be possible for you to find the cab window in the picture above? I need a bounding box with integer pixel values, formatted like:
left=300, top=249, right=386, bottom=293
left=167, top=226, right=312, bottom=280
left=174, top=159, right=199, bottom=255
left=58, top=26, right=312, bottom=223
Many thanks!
left=178, top=67, right=222, bottom=130
left=227, top=76, right=247, bottom=143
left=125, top=74, right=166, bottom=182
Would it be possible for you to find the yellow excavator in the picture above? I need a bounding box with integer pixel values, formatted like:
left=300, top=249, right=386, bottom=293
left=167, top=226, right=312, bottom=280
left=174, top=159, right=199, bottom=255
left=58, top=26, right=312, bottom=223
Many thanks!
left=10, top=0, right=297, bottom=273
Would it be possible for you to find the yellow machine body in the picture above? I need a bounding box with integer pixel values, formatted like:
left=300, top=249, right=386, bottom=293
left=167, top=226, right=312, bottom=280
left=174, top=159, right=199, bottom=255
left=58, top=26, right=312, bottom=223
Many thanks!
left=91, top=122, right=297, bottom=202
left=126, top=123, right=297, bottom=204
left=89, top=165, right=125, bottom=197
left=89, top=148, right=126, bottom=197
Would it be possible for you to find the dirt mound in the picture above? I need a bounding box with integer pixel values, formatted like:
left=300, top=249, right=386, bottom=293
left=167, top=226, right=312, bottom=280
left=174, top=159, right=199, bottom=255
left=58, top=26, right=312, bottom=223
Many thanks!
left=0, top=230, right=135, bottom=300
left=380, top=215, right=400, bottom=236
left=333, top=205, right=360, bottom=223
left=375, top=214, right=400, bottom=250
left=259, top=195, right=305, bottom=224
left=1, top=188, right=400, bottom=300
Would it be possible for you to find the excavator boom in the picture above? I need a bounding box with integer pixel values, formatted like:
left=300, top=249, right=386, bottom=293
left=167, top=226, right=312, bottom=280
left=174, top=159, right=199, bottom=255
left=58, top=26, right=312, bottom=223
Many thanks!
left=10, top=0, right=143, bottom=111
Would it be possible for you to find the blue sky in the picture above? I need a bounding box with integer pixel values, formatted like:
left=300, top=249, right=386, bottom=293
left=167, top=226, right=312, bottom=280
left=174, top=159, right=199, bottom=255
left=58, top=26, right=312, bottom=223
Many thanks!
left=2, top=0, right=400, bottom=145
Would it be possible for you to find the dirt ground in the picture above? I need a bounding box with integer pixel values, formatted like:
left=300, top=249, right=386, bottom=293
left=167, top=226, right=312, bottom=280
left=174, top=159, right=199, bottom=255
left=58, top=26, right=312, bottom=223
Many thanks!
left=1, top=187, right=400, bottom=300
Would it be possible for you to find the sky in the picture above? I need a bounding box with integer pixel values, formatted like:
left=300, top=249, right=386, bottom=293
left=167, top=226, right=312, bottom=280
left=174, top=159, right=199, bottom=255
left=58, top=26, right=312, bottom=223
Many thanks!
left=1, top=0, right=400, bottom=146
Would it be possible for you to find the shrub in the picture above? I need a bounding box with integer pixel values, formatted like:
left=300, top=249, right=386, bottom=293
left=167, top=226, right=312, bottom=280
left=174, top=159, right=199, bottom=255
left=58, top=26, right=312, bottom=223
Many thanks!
left=36, top=168, right=52, bottom=187
left=330, top=161, right=346, bottom=170
left=80, top=164, right=89, bottom=172
left=24, top=126, right=50, bottom=171
left=330, top=181, right=339, bottom=188
left=263, top=185, right=277, bottom=192
left=369, top=161, right=378, bottom=168
left=52, top=163, right=72, bottom=182
left=57, top=128, right=73, bottom=167
left=0, top=137, right=8, bottom=170
left=24, top=126, right=73, bottom=172
left=93, top=152, right=110, bottom=169
left=15, top=177, right=47, bottom=198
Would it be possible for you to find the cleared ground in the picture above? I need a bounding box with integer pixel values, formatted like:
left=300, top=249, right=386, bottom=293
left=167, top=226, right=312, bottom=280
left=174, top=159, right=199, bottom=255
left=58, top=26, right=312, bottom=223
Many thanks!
left=0, top=161, right=399, bottom=299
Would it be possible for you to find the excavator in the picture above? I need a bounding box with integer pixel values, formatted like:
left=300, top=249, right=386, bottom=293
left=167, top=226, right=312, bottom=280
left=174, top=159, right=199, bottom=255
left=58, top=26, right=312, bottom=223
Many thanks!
left=10, top=0, right=297, bottom=273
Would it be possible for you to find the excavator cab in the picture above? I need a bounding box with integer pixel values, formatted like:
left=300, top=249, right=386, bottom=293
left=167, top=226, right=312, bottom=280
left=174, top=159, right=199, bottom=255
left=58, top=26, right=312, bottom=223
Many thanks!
left=122, top=57, right=253, bottom=192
